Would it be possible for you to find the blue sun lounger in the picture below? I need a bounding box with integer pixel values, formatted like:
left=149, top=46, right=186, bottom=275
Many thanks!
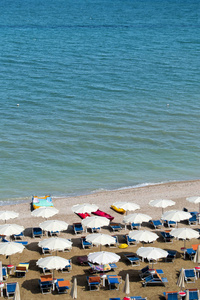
left=150, top=220, right=162, bottom=229
left=6, top=282, right=17, bottom=298
left=123, top=234, right=137, bottom=246
left=32, top=227, right=43, bottom=238
left=184, top=269, right=197, bottom=283
left=107, top=275, right=122, bottom=290
left=55, top=279, right=70, bottom=294
left=124, top=253, right=140, bottom=266
left=165, top=250, right=177, bottom=262
left=72, top=223, right=83, bottom=234
left=160, top=231, right=174, bottom=243
left=163, top=291, right=178, bottom=300
left=110, top=223, right=122, bottom=231
left=87, top=276, right=101, bottom=291
left=81, top=236, right=93, bottom=249
left=185, top=248, right=196, bottom=260
left=142, top=274, right=168, bottom=287
left=185, top=288, right=199, bottom=300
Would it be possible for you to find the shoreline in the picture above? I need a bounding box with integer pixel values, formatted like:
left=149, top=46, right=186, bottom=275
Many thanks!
left=1, top=178, right=200, bottom=207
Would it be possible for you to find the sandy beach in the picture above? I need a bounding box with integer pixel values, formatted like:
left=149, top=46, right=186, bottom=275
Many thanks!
left=1, top=179, right=200, bottom=299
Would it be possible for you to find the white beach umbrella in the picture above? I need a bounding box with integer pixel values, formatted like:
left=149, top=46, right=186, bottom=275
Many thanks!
left=70, top=277, right=77, bottom=299
left=72, top=203, right=98, bottom=214
left=186, top=196, right=200, bottom=213
left=31, top=207, right=58, bottom=219
left=123, top=213, right=152, bottom=229
left=113, top=202, right=140, bottom=215
left=39, top=220, right=68, bottom=233
left=86, top=233, right=116, bottom=251
left=0, top=211, right=19, bottom=223
left=38, top=237, right=72, bottom=253
left=171, top=227, right=199, bottom=248
left=185, top=290, right=189, bottom=300
left=149, top=199, right=175, bottom=214
left=82, top=216, right=110, bottom=231
left=136, top=247, right=168, bottom=268
left=14, top=282, right=21, bottom=300
left=129, top=230, right=158, bottom=246
left=0, top=242, right=24, bottom=264
left=193, top=245, right=200, bottom=264
left=177, top=268, right=185, bottom=291
left=161, top=210, right=192, bottom=226
left=88, top=251, right=120, bottom=265
left=0, top=224, right=24, bottom=238
left=37, top=256, right=70, bottom=278
left=123, top=273, right=130, bottom=295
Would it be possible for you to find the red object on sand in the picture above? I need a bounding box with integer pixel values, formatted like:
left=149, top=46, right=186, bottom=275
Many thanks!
left=92, top=209, right=114, bottom=221
left=77, top=212, right=90, bottom=219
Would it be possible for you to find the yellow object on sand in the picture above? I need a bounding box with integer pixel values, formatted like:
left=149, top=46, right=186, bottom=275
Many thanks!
left=118, top=243, right=128, bottom=249
left=111, top=205, right=126, bottom=214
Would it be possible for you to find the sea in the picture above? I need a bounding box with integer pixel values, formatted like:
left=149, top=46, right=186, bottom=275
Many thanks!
left=0, top=0, right=199, bottom=204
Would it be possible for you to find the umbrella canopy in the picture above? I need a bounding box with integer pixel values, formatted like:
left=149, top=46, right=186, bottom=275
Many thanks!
left=177, top=267, right=185, bottom=291
left=31, top=207, right=58, bottom=219
left=0, top=242, right=24, bottom=264
left=186, top=196, right=200, bottom=213
left=136, top=247, right=168, bottom=268
left=161, top=210, right=192, bottom=224
left=0, top=211, right=19, bottom=223
left=39, top=220, right=68, bottom=233
left=0, top=224, right=24, bottom=237
left=123, top=213, right=152, bottom=229
left=194, top=245, right=200, bottom=264
left=38, top=237, right=72, bottom=252
left=37, top=256, right=70, bottom=275
left=72, top=203, right=98, bottom=214
left=70, top=277, right=77, bottom=299
left=113, top=202, right=140, bottom=214
left=82, top=216, right=110, bottom=230
left=149, top=199, right=175, bottom=214
left=171, top=227, right=199, bottom=248
left=123, top=273, right=130, bottom=295
left=129, top=230, right=158, bottom=246
left=88, top=251, right=120, bottom=265
left=86, top=233, right=116, bottom=251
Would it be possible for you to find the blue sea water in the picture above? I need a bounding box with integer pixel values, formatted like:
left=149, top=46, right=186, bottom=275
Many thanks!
left=0, top=0, right=200, bottom=203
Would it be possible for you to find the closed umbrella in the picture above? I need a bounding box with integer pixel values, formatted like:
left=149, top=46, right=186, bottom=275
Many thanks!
left=0, top=211, right=19, bottom=223
left=123, top=213, right=152, bottom=230
left=177, top=268, right=185, bottom=291
left=0, top=242, right=24, bottom=264
left=123, top=273, right=130, bottom=295
left=31, top=207, right=58, bottom=219
left=37, top=256, right=70, bottom=278
left=186, top=196, right=200, bottom=213
left=161, top=210, right=192, bottom=227
left=194, top=245, right=200, bottom=264
left=39, top=220, right=68, bottom=234
left=0, top=262, right=2, bottom=282
left=136, top=247, right=168, bottom=268
left=38, top=237, right=72, bottom=254
left=70, top=277, right=77, bottom=299
left=129, top=230, right=158, bottom=246
left=170, top=227, right=199, bottom=248
left=113, top=202, right=140, bottom=215
left=185, top=290, right=189, bottom=300
left=14, top=282, right=21, bottom=300
left=149, top=199, right=175, bottom=214
left=82, top=216, right=110, bottom=232
left=86, top=233, right=116, bottom=251
left=72, top=203, right=98, bottom=214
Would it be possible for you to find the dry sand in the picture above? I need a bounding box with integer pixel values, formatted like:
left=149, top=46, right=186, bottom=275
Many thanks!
left=1, top=179, right=200, bottom=299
